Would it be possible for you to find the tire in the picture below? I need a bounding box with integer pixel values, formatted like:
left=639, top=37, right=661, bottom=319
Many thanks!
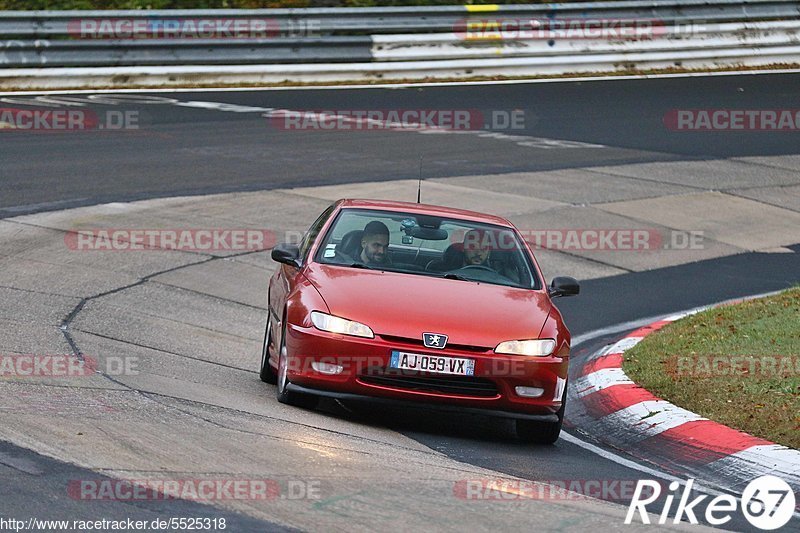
left=259, top=312, right=278, bottom=384
left=276, top=319, right=319, bottom=410
left=515, top=393, right=566, bottom=445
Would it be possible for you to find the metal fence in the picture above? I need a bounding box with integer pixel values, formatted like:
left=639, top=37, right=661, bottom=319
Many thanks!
left=2, top=0, right=800, bottom=37
left=0, top=0, right=798, bottom=88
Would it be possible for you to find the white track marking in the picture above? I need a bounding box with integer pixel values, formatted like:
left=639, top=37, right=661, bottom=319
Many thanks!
left=610, top=401, right=707, bottom=440
left=572, top=317, right=670, bottom=348
left=705, top=445, right=800, bottom=490
left=605, top=336, right=644, bottom=354
left=574, top=368, right=634, bottom=397
left=559, top=431, right=729, bottom=498
left=0, top=94, right=606, bottom=150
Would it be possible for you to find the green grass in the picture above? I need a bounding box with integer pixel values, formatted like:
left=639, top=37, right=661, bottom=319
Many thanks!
left=623, top=287, right=800, bottom=449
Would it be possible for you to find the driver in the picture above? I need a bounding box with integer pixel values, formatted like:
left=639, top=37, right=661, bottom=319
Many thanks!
left=360, top=221, right=392, bottom=265
left=462, top=229, right=492, bottom=266
left=459, top=228, right=520, bottom=283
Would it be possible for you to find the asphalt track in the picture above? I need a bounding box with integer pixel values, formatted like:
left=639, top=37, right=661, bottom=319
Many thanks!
left=0, top=441, right=285, bottom=532
left=1, top=74, right=799, bottom=531
left=2, top=247, right=798, bottom=530
left=2, top=72, right=800, bottom=215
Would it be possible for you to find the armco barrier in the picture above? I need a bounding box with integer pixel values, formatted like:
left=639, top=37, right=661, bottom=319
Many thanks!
left=0, top=0, right=799, bottom=88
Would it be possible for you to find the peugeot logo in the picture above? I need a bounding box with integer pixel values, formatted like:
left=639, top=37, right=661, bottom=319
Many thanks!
left=423, top=332, right=448, bottom=349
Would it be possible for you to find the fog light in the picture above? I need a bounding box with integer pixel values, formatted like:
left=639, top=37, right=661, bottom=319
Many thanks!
left=311, top=362, right=343, bottom=375
left=515, top=386, right=544, bottom=398
left=553, top=377, right=566, bottom=401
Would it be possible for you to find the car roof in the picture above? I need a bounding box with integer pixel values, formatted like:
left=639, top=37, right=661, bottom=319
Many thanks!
left=336, top=198, right=514, bottom=227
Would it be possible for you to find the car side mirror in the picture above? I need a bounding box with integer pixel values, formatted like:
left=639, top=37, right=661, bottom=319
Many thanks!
left=271, top=243, right=301, bottom=268
left=549, top=276, right=580, bottom=298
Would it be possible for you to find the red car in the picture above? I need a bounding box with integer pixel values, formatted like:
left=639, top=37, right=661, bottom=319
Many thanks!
left=260, top=199, right=579, bottom=443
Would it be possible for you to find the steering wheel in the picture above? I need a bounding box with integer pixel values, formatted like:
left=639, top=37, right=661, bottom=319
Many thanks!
left=451, top=264, right=517, bottom=284
left=457, top=264, right=497, bottom=273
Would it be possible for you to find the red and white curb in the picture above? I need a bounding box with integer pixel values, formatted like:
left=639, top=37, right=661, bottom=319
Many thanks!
left=571, top=311, right=800, bottom=496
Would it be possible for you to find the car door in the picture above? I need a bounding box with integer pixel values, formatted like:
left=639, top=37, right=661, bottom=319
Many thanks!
left=270, top=204, right=336, bottom=346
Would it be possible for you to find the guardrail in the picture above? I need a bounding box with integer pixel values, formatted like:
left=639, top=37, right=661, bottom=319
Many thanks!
left=2, top=0, right=799, bottom=37
left=1, top=0, right=799, bottom=88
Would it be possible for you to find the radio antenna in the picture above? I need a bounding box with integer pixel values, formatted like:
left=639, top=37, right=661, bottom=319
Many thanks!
left=417, top=156, right=422, bottom=204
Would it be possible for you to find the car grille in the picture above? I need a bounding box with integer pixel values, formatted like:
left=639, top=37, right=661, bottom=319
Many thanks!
left=359, top=367, right=499, bottom=398
left=378, top=334, right=489, bottom=353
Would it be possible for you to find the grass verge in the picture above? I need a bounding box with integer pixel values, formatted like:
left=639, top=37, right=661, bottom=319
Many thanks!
left=622, top=287, right=800, bottom=449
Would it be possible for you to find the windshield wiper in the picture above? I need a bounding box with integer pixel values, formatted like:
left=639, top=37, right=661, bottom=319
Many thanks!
left=441, top=273, right=471, bottom=282
left=348, top=262, right=373, bottom=270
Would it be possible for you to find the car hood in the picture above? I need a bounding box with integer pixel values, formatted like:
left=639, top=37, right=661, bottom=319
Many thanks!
left=304, top=263, right=552, bottom=348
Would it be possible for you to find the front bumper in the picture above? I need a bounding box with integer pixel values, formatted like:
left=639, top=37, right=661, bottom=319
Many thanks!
left=286, top=383, right=560, bottom=422
left=285, top=322, right=568, bottom=416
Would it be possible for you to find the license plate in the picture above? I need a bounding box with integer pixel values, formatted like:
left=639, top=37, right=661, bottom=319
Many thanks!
left=390, top=351, right=475, bottom=376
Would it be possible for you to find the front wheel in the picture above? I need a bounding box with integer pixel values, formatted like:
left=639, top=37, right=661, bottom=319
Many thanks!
left=276, top=320, right=319, bottom=409
left=515, top=394, right=566, bottom=445
left=259, top=312, right=278, bottom=384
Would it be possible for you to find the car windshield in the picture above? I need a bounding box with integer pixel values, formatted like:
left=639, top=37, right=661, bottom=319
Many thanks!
left=314, top=208, right=540, bottom=290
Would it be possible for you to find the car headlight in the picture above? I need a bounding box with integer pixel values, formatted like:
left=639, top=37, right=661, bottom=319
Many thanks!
left=494, top=339, right=556, bottom=356
left=310, top=311, right=374, bottom=338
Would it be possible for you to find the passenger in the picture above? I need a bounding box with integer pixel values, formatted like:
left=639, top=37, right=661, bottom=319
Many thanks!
left=360, top=221, right=392, bottom=265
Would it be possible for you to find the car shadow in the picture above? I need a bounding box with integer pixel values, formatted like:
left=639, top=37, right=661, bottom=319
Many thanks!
left=314, top=397, right=523, bottom=444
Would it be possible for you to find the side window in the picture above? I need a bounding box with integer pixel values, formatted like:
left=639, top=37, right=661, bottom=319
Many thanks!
left=299, top=205, right=335, bottom=262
